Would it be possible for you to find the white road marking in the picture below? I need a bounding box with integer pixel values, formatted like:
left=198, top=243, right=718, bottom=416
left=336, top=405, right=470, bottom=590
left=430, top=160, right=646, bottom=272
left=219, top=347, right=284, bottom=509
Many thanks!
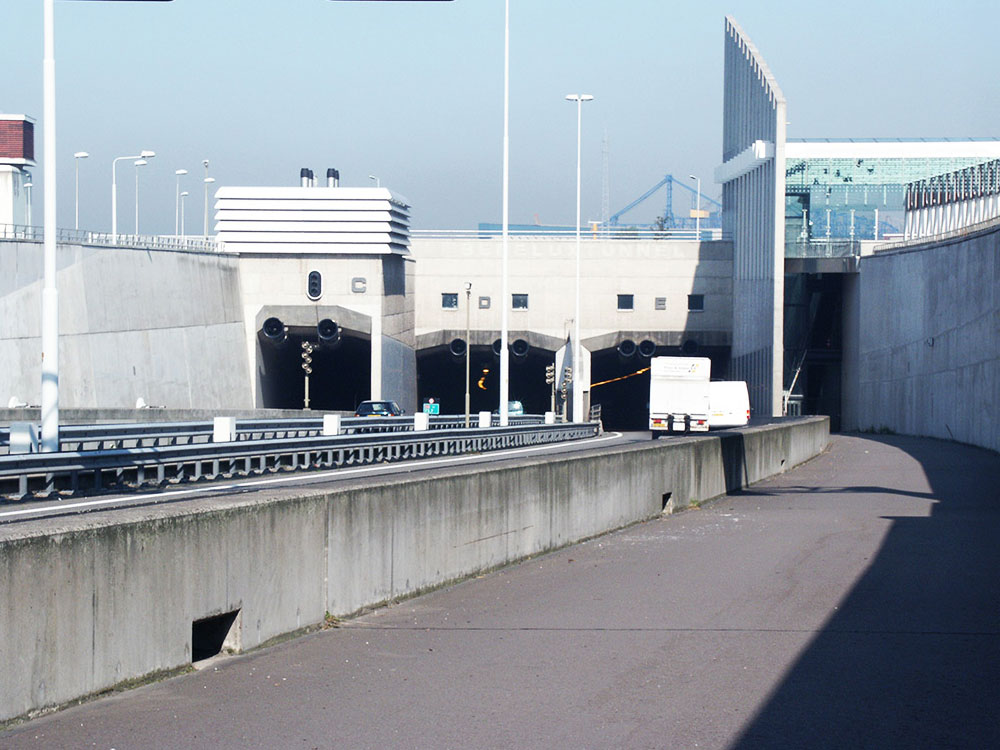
left=1, top=432, right=625, bottom=521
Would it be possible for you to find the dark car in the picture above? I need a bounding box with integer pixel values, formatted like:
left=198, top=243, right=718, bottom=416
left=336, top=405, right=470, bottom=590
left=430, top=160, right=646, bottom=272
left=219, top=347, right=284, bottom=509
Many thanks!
left=354, top=400, right=404, bottom=417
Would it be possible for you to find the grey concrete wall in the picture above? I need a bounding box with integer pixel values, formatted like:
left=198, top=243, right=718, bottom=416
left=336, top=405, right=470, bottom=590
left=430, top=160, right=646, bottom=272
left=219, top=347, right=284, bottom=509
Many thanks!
left=848, top=224, right=999, bottom=452
left=411, top=237, right=733, bottom=352
left=0, top=241, right=252, bottom=410
left=0, top=417, right=828, bottom=724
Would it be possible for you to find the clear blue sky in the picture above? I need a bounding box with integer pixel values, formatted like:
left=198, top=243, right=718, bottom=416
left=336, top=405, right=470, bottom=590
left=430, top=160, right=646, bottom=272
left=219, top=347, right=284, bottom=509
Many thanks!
left=4, top=0, right=999, bottom=232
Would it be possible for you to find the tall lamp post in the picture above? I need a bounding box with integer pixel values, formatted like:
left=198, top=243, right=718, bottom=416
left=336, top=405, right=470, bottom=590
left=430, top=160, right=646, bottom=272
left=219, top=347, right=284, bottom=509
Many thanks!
left=464, top=282, right=472, bottom=428
left=40, top=0, right=171, bottom=452
left=202, top=160, right=211, bottom=236
left=174, top=168, right=187, bottom=236
left=565, top=93, right=593, bottom=423
left=24, top=181, right=33, bottom=227
left=688, top=174, right=701, bottom=239
left=498, top=0, right=511, bottom=426
left=112, top=150, right=154, bottom=242
left=134, top=158, right=148, bottom=235
left=73, top=151, right=88, bottom=230
left=179, top=190, right=189, bottom=236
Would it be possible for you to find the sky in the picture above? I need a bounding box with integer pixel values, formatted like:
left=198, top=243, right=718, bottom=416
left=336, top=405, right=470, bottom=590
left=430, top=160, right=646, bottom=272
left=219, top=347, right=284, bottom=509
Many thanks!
left=3, top=0, right=1000, bottom=233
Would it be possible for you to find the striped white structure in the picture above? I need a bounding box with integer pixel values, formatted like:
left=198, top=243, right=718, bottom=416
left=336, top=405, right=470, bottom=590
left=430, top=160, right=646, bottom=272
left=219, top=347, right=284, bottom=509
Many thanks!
left=214, top=186, right=410, bottom=255
left=904, top=158, right=1000, bottom=240
left=716, top=16, right=786, bottom=417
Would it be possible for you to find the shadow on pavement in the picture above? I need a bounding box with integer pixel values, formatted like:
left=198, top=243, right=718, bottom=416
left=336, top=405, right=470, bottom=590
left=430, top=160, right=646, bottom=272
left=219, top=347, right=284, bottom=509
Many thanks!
left=729, top=435, right=1000, bottom=749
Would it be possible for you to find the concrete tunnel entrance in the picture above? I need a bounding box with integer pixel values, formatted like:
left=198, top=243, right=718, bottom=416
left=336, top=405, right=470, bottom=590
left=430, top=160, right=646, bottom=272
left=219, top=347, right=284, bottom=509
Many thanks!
left=258, top=320, right=371, bottom=411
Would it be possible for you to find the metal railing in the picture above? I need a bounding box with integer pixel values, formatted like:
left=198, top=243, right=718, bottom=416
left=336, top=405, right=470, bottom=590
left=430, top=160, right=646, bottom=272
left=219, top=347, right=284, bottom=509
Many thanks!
left=0, top=224, right=221, bottom=254
left=0, top=419, right=595, bottom=500
left=411, top=228, right=730, bottom=242
left=784, top=239, right=861, bottom=259
left=0, top=414, right=545, bottom=453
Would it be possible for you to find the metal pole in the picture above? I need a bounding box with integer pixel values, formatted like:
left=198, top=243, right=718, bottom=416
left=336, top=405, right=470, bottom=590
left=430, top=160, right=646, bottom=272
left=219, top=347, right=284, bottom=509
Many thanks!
left=41, top=0, right=59, bottom=451
left=134, top=162, right=140, bottom=235
left=203, top=160, right=210, bottom=237
left=574, top=95, right=582, bottom=423
left=111, top=157, right=118, bottom=242
left=566, top=93, right=592, bottom=422
left=498, top=0, right=510, bottom=427
left=465, top=282, right=471, bottom=428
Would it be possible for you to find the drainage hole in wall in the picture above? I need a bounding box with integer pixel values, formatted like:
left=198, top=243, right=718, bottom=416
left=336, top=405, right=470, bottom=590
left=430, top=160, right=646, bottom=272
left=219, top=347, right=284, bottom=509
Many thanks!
left=662, top=492, right=672, bottom=512
left=192, top=609, right=240, bottom=663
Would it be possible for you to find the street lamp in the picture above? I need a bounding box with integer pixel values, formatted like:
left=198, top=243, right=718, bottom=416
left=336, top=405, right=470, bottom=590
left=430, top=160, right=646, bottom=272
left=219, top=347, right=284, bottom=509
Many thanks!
left=112, top=150, right=154, bottom=241
left=566, top=93, right=594, bottom=423
left=174, top=168, right=188, bottom=236
left=368, top=174, right=380, bottom=187
left=40, top=0, right=172, bottom=452
left=24, top=181, right=33, bottom=227
left=688, top=174, right=701, bottom=239
left=73, top=151, right=88, bottom=230
left=179, top=190, right=189, bottom=236
left=464, top=281, right=472, bottom=428
left=134, top=158, right=148, bottom=235
left=202, top=159, right=210, bottom=236
left=203, top=176, right=216, bottom=237
left=498, top=0, right=511, bottom=427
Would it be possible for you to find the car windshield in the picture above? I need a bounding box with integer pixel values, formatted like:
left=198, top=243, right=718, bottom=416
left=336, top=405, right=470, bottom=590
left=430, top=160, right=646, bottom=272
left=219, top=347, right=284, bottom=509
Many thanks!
left=356, top=401, right=399, bottom=416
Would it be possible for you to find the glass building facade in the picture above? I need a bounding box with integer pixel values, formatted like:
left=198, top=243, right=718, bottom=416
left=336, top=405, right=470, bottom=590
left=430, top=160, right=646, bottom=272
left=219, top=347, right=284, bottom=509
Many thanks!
left=784, top=139, right=1000, bottom=249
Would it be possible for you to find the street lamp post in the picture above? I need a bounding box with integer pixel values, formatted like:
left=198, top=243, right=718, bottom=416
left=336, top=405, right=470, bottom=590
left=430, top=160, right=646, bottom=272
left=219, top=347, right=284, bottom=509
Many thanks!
left=368, top=174, right=380, bottom=187
left=203, top=177, right=216, bottom=237
left=179, top=190, right=189, bottom=236
left=112, top=150, right=154, bottom=242
left=566, top=93, right=593, bottom=423
left=688, top=174, right=701, bottom=239
left=464, top=282, right=472, bottom=428
left=134, top=158, right=148, bottom=235
left=174, top=168, right=188, bottom=236
left=39, top=0, right=171, bottom=452
left=498, top=0, right=511, bottom=427
left=73, top=151, right=88, bottom=230
left=24, top=181, right=33, bottom=227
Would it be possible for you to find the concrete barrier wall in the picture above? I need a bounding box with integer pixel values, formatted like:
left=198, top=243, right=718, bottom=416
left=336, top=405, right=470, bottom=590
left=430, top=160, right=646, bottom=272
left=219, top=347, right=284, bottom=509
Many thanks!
left=0, top=241, right=252, bottom=410
left=845, top=224, right=999, bottom=452
left=0, top=417, right=828, bottom=724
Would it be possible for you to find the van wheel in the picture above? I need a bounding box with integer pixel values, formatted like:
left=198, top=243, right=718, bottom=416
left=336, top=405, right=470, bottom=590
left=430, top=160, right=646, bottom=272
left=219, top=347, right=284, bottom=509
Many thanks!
left=651, top=431, right=661, bottom=440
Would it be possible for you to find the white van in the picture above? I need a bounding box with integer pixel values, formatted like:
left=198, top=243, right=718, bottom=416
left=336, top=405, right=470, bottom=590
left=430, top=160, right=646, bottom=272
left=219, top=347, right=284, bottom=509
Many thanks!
left=648, top=356, right=712, bottom=437
left=708, top=381, right=750, bottom=429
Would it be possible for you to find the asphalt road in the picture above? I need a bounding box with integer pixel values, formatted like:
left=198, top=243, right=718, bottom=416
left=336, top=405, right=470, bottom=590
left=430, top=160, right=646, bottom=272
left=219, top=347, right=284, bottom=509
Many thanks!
left=3, top=433, right=998, bottom=749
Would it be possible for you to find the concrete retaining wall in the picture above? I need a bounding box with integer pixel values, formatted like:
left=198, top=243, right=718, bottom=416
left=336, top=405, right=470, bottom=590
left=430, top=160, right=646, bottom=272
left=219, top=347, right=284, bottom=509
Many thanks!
left=0, top=417, right=828, bottom=724
left=845, top=224, right=999, bottom=452
left=0, top=241, right=252, bottom=410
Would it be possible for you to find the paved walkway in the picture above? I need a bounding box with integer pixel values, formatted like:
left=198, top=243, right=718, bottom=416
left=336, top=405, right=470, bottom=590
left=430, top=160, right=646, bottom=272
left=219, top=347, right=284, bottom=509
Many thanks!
left=3, top=434, right=998, bottom=749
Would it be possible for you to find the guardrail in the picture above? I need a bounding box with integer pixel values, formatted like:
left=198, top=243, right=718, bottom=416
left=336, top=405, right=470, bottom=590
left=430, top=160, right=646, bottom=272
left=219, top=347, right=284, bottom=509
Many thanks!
left=0, top=420, right=596, bottom=500
left=0, top=224, right=221, bottom=254
left=410, top=228, right=730, bottom=241
left=0, top=414, right=545, bottom=453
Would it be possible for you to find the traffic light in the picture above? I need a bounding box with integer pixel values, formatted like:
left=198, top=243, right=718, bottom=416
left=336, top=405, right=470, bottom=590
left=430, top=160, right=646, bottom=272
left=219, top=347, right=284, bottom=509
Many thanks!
left=545, top=364, right=555, bottom=385
left=301, top=341, right=314, bottom=375
left=307, top=270, right=322, bottom=300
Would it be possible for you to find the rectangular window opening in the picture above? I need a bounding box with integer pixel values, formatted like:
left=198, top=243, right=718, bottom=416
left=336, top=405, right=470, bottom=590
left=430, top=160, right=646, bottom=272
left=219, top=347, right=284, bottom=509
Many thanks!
left=617, top=294, right=634, bottom=311
left=688, top=294, right=705, bottom=312
left=441, top=293, right=459, bottom=309
left=192, top=609, right=242, bottom=663
left=512, top=293, right=529, bottom=310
